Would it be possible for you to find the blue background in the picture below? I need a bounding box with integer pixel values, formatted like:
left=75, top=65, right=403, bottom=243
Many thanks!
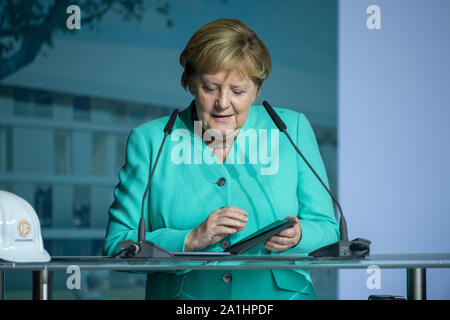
left=339, top=0, right=450, bottom=299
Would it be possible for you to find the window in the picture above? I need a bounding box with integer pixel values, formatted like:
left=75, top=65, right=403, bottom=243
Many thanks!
left=0, top=126, right=12, bottom=172
left=34, top=184, right=52, bottom=228
left=54, top=130, right=72, bottom=174
left=13, top=88, right=52, bottom=118
left=92, top=133, right=108, bottom=175
left=0, top=182, right=12, bottom=192
left=14, top=87, right=33, bottom=117
left=115, top=134, right=127, bottom=174
left=73, top=96, right=91, bottom=121
left=34, top=90, right=53, bottom=118
left=73, top=185, right=91, bottom=228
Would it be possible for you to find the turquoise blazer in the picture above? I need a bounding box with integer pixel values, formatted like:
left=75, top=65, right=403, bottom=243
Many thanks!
left=103, top=101, right=339, bottom=300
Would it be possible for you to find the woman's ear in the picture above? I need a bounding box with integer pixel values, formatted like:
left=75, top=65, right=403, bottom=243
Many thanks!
left=187, top=75, right=197, bottom=96
left=253, top=85, right=261, bottom=104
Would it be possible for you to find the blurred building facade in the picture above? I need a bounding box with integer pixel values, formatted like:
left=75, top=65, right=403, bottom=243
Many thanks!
left=0, top=0, right=338, bottom=299
left=0, top=83, right=337, bottom=299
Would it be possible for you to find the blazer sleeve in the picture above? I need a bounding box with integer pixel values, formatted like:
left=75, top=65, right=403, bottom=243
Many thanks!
left=290, top=113, right=340, bottom=254
left=102, top=127, right=192, bottom=257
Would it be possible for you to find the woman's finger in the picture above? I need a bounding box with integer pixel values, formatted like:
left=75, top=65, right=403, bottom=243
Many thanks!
left=284, top=216, right=299, bottom=225
left=218, top=206, right=248, bottom=215
left=225, top=206, right=248, bottom=213
left=212, top=226, right=239, bottom=237
left=278, top=226, right=298, bottom=238
left=224, top=207, right=248, bottom=217
left=215, top=208, right=248, bottom=222
left=278, top=217, right=300, bottom=237
left=264, top=240, right=288, bottom=252
left=269, top=235, right=293, bottom=246
left=216, top=217, right=246, bottom=229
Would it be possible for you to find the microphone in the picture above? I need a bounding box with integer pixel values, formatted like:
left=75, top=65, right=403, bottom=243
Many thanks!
left=262, top=101, right=370, bottom=258
left=115, top=109, right=179, bottom=259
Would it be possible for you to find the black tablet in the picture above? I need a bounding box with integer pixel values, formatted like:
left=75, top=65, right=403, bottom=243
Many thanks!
left=224, top=219, right=296, bottom=255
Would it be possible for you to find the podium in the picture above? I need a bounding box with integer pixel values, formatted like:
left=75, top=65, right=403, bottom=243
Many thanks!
left=1, top=253, right=449, bottom=300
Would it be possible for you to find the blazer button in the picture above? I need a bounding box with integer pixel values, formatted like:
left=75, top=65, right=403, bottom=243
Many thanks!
left=216, top=177, right=226, bottom=186
left=220, top=240, right=230, bottom=249
left=222, top=273, right=232, bottom=283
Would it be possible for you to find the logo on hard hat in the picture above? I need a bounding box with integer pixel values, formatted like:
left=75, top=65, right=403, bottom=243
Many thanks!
left=17, top=220, right=31, bottom=238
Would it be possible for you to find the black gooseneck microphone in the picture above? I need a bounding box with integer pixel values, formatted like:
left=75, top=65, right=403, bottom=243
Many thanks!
left=115, top=109, right=179, bottom=259
left=262, top=101, right=370, bottom=258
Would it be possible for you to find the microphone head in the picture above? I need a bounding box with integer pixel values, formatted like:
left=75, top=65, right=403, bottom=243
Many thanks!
left=164, top=109, right=179, bottom=134
left=262, top=101, right=287, bottom=132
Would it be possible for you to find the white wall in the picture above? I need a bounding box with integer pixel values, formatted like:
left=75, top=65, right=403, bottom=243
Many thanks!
left=338, top=0, right=450, bottom=299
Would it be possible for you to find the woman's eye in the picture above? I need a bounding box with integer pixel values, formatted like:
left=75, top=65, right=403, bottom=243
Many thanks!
left=203, top=86, right=215, bottom=92
left=233, top=90, right=244, bottom=95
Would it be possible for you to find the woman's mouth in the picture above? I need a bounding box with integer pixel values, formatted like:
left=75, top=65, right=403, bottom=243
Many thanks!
left=212, top=114, right=234, bottom=122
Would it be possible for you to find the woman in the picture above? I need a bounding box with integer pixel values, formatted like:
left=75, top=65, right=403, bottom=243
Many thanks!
left=103, top=19, right=339, bottom=300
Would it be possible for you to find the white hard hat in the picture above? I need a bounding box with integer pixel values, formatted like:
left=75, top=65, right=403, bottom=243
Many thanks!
left=0, top=190, right=51, bottom=262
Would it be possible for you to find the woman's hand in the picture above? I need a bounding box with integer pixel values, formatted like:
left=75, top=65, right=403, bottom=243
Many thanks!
left=264, top=216, right=301, bottom=252
left=185, top=206, right=248, bottom=251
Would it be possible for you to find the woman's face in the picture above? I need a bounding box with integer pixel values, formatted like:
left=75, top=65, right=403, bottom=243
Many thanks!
left=190, top=69, right=259, bottom=135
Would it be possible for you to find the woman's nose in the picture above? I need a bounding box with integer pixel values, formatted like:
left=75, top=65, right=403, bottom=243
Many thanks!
left=216, top=91, right=230, bottom=111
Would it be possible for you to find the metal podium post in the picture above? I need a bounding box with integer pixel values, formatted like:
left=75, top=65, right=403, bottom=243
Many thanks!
left=407, top=268, right=426, bottom=300
left=32, top=269, right=52, bottom=300
left=0, top=271, right=4, bottom=300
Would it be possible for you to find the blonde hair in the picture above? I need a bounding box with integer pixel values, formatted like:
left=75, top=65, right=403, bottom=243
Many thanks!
left=179, top=19, right=272, bottom=91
